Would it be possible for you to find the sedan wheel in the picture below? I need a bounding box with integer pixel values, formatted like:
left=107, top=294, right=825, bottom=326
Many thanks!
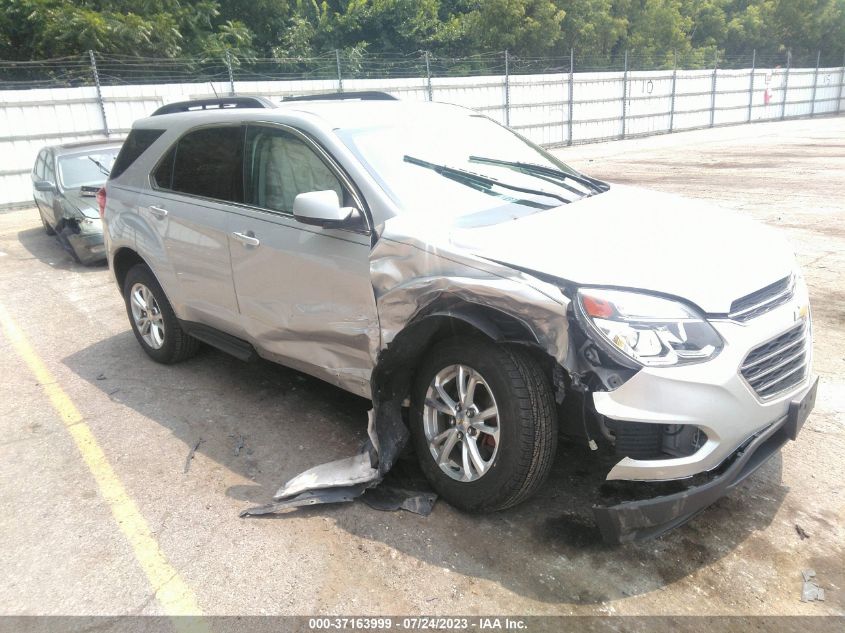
left=40, top=211, right=56, bottom=235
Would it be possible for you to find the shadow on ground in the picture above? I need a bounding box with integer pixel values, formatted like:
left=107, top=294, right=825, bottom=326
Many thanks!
left=64, top=333, right=788, bottom=605
left=17, top=227, right=107, bottom=272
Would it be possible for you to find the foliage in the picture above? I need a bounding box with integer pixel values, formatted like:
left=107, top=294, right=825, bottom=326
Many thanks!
left=0, top=0, right=842, bottom=66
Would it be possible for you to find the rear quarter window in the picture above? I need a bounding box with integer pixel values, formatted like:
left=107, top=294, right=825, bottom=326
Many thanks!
left=110, top=129, right=165, bottom=180
left=152, top=147, right=175, bottom=189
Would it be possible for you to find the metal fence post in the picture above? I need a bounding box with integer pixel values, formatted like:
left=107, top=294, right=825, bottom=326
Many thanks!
left=780, top=50, right=791, bottom=120
left=424, top=51, right=433, bottom=101
left=747, top=49, right=756, bottom=123
left=225, top=50, right=236, bottom=96
left=839, top=52, right=845, bottom=113
left=504, top=50, right=510, bottom=126
left=669, top=51, right=677, bottom=133
left=335, top=49, right=343, bottom=92
left=709, top=50, right=718, bottom=127
left=621, top=50, right=628, bottom=139
left=567, top=48, right=574, bottom=145
left=88, top=50, right=109, bottom=137
left=810, top=50, right=820, bottom=116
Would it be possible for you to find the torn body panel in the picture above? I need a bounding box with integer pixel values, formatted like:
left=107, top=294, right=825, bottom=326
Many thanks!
left=369, top=226, right=571, bottom=367
left=55, top=213, right=106, bottom=264
left=243, top=218, right=575, bottom=517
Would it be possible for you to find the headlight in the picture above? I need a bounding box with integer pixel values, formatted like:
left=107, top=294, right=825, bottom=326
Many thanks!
left=575, top=288, right=723, bottom=367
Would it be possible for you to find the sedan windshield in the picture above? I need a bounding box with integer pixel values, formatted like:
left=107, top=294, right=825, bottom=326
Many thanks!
left=337, top=112, right=603, bottom=221
left=58, top=148, right=119, bottom=189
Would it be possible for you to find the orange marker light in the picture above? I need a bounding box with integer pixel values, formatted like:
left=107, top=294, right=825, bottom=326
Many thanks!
left=581, top=294, right=615, bottom=318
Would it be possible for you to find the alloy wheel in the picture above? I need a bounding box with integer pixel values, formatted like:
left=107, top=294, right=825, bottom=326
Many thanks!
left=129, top=282, right=165, bottom=350
left=422, top=364, right=500, bottom=482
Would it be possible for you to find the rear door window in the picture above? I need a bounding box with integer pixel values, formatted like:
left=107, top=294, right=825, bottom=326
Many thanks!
left=165, top=126, right=244, bottom=203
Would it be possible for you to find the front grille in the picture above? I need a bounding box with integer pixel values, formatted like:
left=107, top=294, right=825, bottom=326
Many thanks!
left=729, top=276, right=793, bottom=322
left=741, top=322, right=808, bottom=398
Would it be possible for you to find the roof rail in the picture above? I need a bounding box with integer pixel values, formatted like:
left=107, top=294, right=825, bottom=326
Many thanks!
left=151, top=96, right=276, bottom=116
left=281, top=91, right=397, bottom=102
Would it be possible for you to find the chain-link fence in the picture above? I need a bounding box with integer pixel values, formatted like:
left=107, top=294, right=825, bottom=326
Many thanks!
left=3, top=49, right=845, bottom=88
left=2, top=49, right=844, bottom=206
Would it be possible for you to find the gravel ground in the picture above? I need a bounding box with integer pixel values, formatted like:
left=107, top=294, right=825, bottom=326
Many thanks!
left=0, top=116, right=842, bottom=618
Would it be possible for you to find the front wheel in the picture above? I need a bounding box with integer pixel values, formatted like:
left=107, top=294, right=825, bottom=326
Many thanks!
left=39, top=210, right=55, bottom=235
left=410, top=337, right=557, bottom=512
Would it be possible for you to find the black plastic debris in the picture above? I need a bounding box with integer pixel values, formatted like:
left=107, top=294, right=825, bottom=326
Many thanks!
left=183, top=438, right=204, bottom=474
left=360, top=485, right=437, bottom=516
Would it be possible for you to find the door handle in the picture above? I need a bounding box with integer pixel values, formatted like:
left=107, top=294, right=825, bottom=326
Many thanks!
left=149, top=205, right=168, bottom=219
left=231, top=231, right=260, bottom=247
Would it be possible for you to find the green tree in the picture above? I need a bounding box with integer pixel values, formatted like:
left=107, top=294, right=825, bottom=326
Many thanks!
left=459, top=0, right=565, bottom=57
left=216, top=0, right=291, bottom=56
left=556, top=0, right=627, bottom=60
left=330, top=0, right=444, bottom=54
left=1, top=0, right=844, bottom=69
left=624, top=0, right=697, bottom=67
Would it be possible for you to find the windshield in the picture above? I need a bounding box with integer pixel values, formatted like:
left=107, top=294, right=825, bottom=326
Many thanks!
left=337, top=112, right=600, bottom=221
left=58, top=148, right=119, bottom=189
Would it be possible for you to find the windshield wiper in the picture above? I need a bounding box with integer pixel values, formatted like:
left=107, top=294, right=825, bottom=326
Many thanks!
left=469, top=156, right=608, bottom=194
left=403, top=155, right=573, bottom=205
left=88, top=156, right=110, bottom=177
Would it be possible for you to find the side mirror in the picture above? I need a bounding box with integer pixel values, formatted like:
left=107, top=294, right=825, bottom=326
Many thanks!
left=33, top=180, right=56, bottom=193
left=293, top=190, right=358, bottom=228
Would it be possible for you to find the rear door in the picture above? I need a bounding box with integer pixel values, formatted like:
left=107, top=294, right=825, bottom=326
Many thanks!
left=228, top=123, right=378, bottom=397
left=144, top=124, right=243, bottom=334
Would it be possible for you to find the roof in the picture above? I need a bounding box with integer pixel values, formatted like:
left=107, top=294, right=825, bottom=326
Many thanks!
left=133, top=100, right=473, bottom=133
left=48, top=138, right=124, bottom=154
left=279, top=100, right=472, bottom=129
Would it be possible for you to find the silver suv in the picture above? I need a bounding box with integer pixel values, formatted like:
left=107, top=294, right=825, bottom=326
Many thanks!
left=103, top=94, right=817, bottom=542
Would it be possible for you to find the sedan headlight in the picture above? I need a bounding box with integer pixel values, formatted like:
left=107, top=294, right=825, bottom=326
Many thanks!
left=575, top=288, right=723, bottom=367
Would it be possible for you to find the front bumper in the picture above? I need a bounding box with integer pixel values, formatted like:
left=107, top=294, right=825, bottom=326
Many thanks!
left=593, top=375, right=817, bottom=543
left=66, top=229, right=106, bottom=264
left=592, top=294, right=813, bottom=482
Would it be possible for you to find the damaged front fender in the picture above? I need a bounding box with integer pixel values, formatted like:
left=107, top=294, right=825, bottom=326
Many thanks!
left=242, top=220, right=576, bottom=518
left=370, top=229, right=572, bottom=365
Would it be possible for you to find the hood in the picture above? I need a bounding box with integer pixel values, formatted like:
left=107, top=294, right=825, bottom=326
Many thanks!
left=446, top=185, right=795, bottom=314
left=63, top=189, right=101, bottom=219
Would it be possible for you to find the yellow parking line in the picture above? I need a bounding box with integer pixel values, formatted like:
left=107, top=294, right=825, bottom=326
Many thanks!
left=0, top=303, right=207, bottom=631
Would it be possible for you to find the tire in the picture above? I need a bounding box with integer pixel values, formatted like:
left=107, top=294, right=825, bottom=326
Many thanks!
left=40, top=211, right=56, bottom=235
left=123, top=263, right=200, bottom=364
left=410, top=337, right=557, bottom=512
